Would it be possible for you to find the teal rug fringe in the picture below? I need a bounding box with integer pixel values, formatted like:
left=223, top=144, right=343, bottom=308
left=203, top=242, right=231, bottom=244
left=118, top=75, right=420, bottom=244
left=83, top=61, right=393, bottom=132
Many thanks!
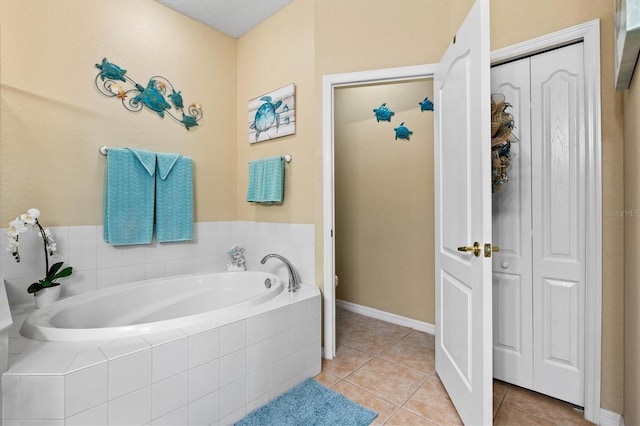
left=235, top=378, right=378, bottom=426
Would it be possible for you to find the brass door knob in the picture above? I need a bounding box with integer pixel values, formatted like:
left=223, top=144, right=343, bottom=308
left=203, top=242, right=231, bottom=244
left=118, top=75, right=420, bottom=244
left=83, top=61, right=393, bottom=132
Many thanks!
left=457, top=242, right=481, bottom=257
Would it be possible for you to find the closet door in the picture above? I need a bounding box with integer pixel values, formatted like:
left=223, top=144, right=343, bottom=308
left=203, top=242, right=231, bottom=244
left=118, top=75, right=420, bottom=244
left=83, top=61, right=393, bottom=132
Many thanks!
left=531, top=43, right=586, bottom=406
left=491, top=58, right=534, bottom=389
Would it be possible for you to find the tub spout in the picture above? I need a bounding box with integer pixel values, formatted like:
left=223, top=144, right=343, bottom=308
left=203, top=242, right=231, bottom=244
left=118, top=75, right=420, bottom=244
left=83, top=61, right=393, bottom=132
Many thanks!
left=260, top=254, right=300, bottom=292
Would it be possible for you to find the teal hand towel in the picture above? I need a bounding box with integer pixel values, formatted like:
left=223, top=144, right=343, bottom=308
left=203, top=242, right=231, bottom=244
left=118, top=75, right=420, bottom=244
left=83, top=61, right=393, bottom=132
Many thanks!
left=104, top=148, right=155, bottom=245
left=156, top=152, right=194, bottom=243
left=246, top=156, right=284, bottom=203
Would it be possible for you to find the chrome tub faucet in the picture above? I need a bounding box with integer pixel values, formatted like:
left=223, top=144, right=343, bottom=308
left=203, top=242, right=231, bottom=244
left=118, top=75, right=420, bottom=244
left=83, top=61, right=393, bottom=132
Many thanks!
left=260, top=254, right=300, bottom=292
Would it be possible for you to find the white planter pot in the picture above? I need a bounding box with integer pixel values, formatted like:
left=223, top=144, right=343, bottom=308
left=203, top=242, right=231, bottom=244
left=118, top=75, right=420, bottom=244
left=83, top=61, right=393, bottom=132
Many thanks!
left=34, top=285, right=61, bottom=309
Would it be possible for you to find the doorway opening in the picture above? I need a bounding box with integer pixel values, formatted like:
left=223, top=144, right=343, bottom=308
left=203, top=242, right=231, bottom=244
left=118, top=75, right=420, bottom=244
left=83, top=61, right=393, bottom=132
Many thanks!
left=322, top=19, right=601, bottom=423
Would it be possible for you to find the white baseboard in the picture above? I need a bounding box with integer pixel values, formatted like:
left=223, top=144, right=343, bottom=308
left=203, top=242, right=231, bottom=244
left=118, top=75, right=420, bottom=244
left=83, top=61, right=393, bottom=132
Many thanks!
left=336, top=299, right=435, bottom=335
left=599, top=408, right=624, bottom=426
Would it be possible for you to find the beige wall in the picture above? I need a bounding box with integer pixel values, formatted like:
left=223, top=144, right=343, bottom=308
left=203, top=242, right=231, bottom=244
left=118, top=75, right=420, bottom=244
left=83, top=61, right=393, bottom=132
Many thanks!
left=244, top=0, right=623, bottom=414
left=0, top=0, right=627, bottom=415
left=623, top=44, right=640, bottom=426
left=0, top=0, right=238, bottom=227
left=236, top=0, right=316, bottom=225
left=334, top=80, right=434, bottom=323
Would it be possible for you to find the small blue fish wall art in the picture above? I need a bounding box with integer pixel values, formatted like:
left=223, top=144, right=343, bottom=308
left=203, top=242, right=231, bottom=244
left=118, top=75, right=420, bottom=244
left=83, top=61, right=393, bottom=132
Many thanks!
left=248, top=83, right=296, bottom=143
left=419, top=97, right=434, bottom=112
left=372, top=103, right=395, bottom=122
left=394, top=122, right=413, bottom=140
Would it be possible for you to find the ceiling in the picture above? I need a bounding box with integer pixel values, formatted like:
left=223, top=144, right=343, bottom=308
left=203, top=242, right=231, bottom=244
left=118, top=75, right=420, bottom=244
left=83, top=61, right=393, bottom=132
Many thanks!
left=155, top=0, right=293, bottom=39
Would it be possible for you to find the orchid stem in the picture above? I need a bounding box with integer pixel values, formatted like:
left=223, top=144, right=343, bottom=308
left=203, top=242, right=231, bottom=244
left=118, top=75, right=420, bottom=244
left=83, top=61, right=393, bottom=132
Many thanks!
left=35, top=219, right=49, bottom=278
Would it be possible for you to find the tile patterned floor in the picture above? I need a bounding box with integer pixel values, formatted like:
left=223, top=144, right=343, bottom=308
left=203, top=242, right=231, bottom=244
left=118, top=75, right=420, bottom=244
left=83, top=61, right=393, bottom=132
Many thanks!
left=314, top=308, right=593, bottom=425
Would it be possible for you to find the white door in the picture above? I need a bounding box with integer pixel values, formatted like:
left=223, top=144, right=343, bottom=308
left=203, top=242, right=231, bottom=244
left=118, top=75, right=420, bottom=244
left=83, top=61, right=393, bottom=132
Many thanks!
left=491, top=58, right=534, bottom=388
left=491, top=43, right=586, bottom=406
left=434, top=1, right=492, bottom=424
left=531, top=43, right=586, bottom=406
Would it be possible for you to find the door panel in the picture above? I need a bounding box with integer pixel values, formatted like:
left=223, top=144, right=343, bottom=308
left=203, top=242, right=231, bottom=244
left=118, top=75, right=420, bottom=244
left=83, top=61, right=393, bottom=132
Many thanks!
left=491, top=58, right=534, bottom=388
left=434, top=1, right=492, bottom=424
left=532, top=43, right=585, bottom=406
left=492, top=42, right=586, bottom=406
left=527, top=43, right=586, bottom=406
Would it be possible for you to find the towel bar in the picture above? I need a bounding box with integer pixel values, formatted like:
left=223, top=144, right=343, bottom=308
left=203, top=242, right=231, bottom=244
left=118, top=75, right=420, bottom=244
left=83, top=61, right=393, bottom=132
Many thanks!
left=248, top=154, right=292, bottom=163
left=102, top=146, right=292, bottom=164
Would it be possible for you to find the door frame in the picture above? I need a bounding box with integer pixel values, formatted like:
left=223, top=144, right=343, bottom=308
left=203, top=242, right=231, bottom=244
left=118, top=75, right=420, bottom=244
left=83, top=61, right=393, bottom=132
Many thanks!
left=322, top=19, right=602, bottom=423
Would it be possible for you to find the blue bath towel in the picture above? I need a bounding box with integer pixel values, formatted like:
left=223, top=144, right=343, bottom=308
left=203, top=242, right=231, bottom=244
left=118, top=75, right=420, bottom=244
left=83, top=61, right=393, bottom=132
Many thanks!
left=246, top=156, right=284, bottom=203
left=104, top=148, right=156, bottom=245
left=156, top=152, right=194, bottom=242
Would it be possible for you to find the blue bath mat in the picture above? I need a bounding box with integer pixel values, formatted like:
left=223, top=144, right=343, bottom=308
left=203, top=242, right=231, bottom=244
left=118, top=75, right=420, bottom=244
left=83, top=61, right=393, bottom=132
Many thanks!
left=235, top=378, right=378, bottom=426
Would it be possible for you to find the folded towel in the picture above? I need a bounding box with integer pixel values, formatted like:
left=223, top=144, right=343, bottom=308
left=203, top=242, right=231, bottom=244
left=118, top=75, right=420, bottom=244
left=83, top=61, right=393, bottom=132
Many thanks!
left=246, top=156, right=284, bottom=203
left=156, top=152, right=194, bottom=242
left=104, top=148, right=156, bottom=245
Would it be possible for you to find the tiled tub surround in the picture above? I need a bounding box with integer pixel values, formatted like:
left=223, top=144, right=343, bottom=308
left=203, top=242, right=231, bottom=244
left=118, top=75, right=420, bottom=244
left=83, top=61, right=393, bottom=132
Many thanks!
left=3, top=284, right=321, bottom=425
left=0, top=221, right=315, bottom=306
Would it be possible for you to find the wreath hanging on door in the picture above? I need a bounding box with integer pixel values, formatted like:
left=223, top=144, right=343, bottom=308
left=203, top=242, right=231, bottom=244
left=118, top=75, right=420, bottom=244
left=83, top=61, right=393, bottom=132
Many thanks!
left=491, top=94, right=518, bottom=193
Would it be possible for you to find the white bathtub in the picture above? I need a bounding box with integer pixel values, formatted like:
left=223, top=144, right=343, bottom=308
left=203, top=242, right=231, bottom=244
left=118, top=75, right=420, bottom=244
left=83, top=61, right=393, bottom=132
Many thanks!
left=5, top=271, right=322, bottom=425
left=20, top=271, right=284, bottom=342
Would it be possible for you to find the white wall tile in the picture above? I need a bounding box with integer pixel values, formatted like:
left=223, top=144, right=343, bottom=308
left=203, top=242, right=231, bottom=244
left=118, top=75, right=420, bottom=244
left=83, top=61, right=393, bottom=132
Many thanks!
left=219, top=320, right=246, bottom=357
left=65, top=362, right=108, bottom=417
left=220, top=350, right=246, bottom=388
left=308, top=295, right=321, bottom=321
left=68, top=226, right=98, bottom=249
left=121, top=265, right=145, bottom=284
left=151, top=405, right=188, bottom=426
left=108, top=348, right=152, bottom=400
left=20, top=375, right=64, bottom=420
left=151, top=337, right=188, bottom=383
left=108, top=386, right=152, bottom=426
left=247, top=339, right=269, bottom=374
left=64, top=402, right=107, bottom=425
left=152, top=372, right=188, bottom=420
left=246, top=312, right=269, bottom=345
left=18, top=420, right=64, bottom=425
left=269, top=331, right=290, bottom=363
left=68, top=248, right=97, bottom=271
left=188, top=359, right=219, bottom=402
left=219, top=378, right=246, bottom=420
left=290, top=347, right=308, bottom=379
left=291, top=325, right=307, bottom=353
left=269, top=356, right=290, bottom=392
left=290, top=299, right=307, bottom=325
left=220, top=405, right=247, bottom=426
left=96, top=267, right=122, bottom=290
left=144, top=262, right=166, bottom=280
left=269, top=306, right=290, bottom=337
left=120, top=246, right=145, bottom=266
left=96, top=247, right=122, bottom=269
left=3, top=374, right=20, bottom=420
left=188, top=391, right=219, bottom=426
left=188, top=328, right=219, bottom=368
left=246, top=368, right=269, bottom=404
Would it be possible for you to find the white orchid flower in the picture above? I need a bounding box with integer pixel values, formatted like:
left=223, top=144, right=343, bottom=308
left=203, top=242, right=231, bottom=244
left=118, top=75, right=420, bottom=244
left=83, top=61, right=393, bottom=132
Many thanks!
left=20, top=211, right=37, bottom=225
left=27, top=208, right=40, bottom=219
left=8, top=218, right=27, bottom=235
